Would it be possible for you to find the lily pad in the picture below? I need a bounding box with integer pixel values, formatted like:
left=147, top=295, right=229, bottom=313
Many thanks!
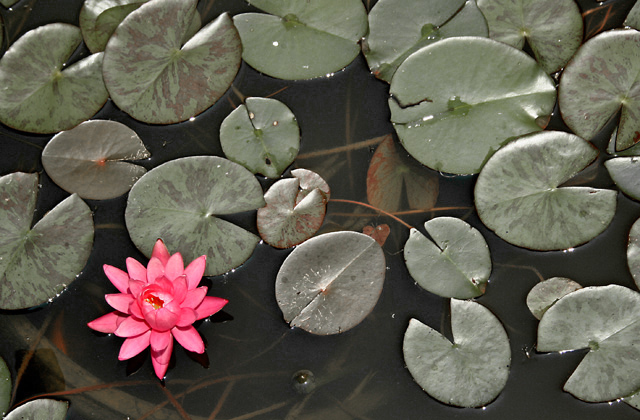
left=537, top=284, right=640, bottom=402
left=624, top=1, right=640, bottom=30
left=389, top=36, right=556, bottom=175
left=0, top=173, right=94, bottom=310
left=404, top=217, right=491, bottom=299
left=220, top=97, right=300, bottom=178
left=0, top=356, right=10, bottom=416
left=363, top=0, right=488, bottom=82
left=0, top=0, right=18, bottom=7
left=0, top=23, right=108, bottom=134
left=605, top=157, right=640, bottom=201
left=475, top=131, right=617, bottom=250
left=41, top=120, right=150, bottom=200
left=626, top=216, right=640, bottom=290
left=233, top=0, right=367, bottom=80
left=102, top=0, right=241, bottom=124
left=526, top=277, right=582, bottom=320
left=559, top=29, right=640, bottom=151
left=403, top=300, right=510, bottom=408
left=125, top=156, right=265, bottom=276
left=477, top=0, right=582, bottom=73
left=275, top=231, right=385, bottom=334
left=4, top=399, right=68, bottom=420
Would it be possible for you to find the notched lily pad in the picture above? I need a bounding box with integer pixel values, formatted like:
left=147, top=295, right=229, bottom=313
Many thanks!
left=42, top=120, right=150, bottom=200
left=275, top=231, right=385, bottom=334
left=4, top=399, right=68, bottom=420
left=605, top=156, right=640, bottom=201
left=526, top=277, right=582, bottom=320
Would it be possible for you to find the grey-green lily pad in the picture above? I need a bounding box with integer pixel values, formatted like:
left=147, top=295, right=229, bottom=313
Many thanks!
left=475, top=131, right=617, bottom=250
left=0, top=173, right=94, bottom=310
left=363, top=0, right=488, bottom=82
left=625, top=1, right=640, bottom=30
left=42, top=120, right=150, bottom=200
left=626, top=216, right=640, bottom=290
left=0, top=23, right=108, bottom=134
left=0, top=356, right=10, bottom=416
left=404, top=217, right=491, bottom=299
left=537, top=284, right=640, bottom=402
left=0, top=0, right=18, bottom=8
left=102, top=0, right=241, bottom=124
left=389, top=36, right=556, bottom=175
left=625, top=390, right=640, bottom=410
left=233, top=0, right=367, bottom=80
left=605, top=157, right=640, bottom=201
left=275, top=231, right=385, bottom=334
left=526, top=277, right=582, bottom=320
left=4, top=399, right=68, bottom=420
left=220, top=97, right=300, bottom=178
left=403, top=300, right=510, bottom=408
left=559, top=29, right=640, bottom=151
left=125, top=156, right=265, bottom=276
left=477, top=0, right=582, bottom=73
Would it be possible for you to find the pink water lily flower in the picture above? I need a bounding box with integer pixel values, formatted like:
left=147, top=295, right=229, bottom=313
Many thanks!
left=87, top=239, right=227, bottom=380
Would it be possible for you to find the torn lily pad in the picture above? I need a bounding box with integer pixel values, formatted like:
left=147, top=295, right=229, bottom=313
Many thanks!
left=526, top=277, right=582, bottom=320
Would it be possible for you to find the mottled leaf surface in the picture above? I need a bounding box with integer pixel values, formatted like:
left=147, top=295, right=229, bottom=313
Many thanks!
left=526, top=277, right=582, bottom=320
left=626, top=216, right=640, bottom=291
left=125, top=156, right=265, bottom=276
left=0, top=23, right=108, bottom=134
left=0, top=356, right=9, bottom=416
left=475, top=131, right=616, bottom=250
left=404, top=217, right=491, bottom=299
left=625, top=1, right=640, bottom=30
left=220, top=97, right=300, bottom=178
left=275, top=231, right=385, bottom=334
left=403, top=300, right=510, bottom=408
left=42, top=120, right=150, bottom=200
left=0, top=173, right=94, bottom=310
left=605, top=157, right=640, bottom=201
left=4, top=399, right=68, bottom=420
left=390, top=36, right=556, bottom=174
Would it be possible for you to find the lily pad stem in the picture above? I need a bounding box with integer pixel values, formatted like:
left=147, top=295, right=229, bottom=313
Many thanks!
left=330, top=198, right=414, bottom=229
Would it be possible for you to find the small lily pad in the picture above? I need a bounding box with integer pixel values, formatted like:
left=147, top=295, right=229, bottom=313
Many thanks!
left=626, top=216, right=640, bottom=290
left=526, top=277, right=582, bottom=320
left=0, top=356, right=10, bottom=416
left=605, top=157, right=640, bottom=201
left=4, top=399, right=68, bottom=420
left=42, top=120, right=150, bottom=200
left=403, top=300, right=510, bottom=408
left=220, top=97, right=300, bottom=178
left=275, top=231, right=385, bottom=334
left=404, top=217, right=491, bottom=299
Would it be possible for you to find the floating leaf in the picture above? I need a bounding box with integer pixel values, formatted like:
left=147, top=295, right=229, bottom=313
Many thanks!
left=625, top=1, right=640, bottom=30
left=0, top=0, right=17, bottom=7
left=363, top=224, right=390, bottom=246
left=0, top=356, right=10, bottom=416
left=0, top=23, right=108, bottom=134
left=404, top=217, right=491, bottom=299
left=477, top=0, right=582, bottom=73
left=275, top=231, right=385, bottom=334
left=125, top=156, right=265, bottom=276
left=41, top=120, right=150, bottom=200
left=389, top=36, right=556, bottom=174
left=366, top=134, right=439, bottom=213
left=233, top=0, right=367, bottom=80
left=4, top=399, right=68, bottom=420
left=526, top=277, right=582, bottom=320
left=220, top=97, right=300, bottom=178
left=475, top=131, right=616, bottom=250
left=0, top=173, right=94, bottom=310
left=626, top=216, right=640, bottom=290
left=403, top=300, right=510, bottom=408
left=605, top=157, right=640, bottom=201
left=363, top=0, right=488, bottom=82
left=625, top=390, right=640, bottom=411
left=559, top=29, right=640, bottom=151
left=102, top=0, right=241, bottom=124
left=537, top=284, right=640, bottom=402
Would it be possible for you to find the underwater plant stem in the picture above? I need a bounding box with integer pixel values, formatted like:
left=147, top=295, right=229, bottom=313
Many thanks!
left=297, top=137, right=385, bottom=159
left=496, top=262, right=545, bottom=282
left=329, top=199, right=414, bottom=229
left=207, top=380, right=236, bottom=419
left=158, top=383, right=192, bottom=420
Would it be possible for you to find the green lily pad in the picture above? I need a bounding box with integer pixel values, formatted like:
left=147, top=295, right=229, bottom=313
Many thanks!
left=0, top=173, right=94, bottom=310
left=526, top=277, right=582, bottom=320
left=102, top=0, right=241, bottom=124
left=233, top=0, right=367, bottom=80
left=605, top=157, right=640, bottom=201
left=0, top=0, right=18, bottom=8
left=626, top=216, right=640, bottom=290
left=125, top=156, right=265, bottom=276
left=537, top=284, right=640, bottom=402
left=475, top=131, right=617, bottom=250
left=4, top=399, right=68, bottom=420
left=477, top=0, right=582, bottom=73
left=41, top=120, right=150, bottom=200
left=625, top=1, right=640, bottom=30
left=0, top=356, right=10, bottom=416
left=403, top=299, right=510, bottom=408
left=275, top=231, right=385, bottom=334
left=404, top=217, right=491, bottom=299
left=389, top=36, right=556, bottom=175
left=363, top=0, right=488, bottom=82
left=0, top=23, right=108, bottom=134
left=220, top=97, right=300, bottom=178
left=559, top=29, right=640, bottom=152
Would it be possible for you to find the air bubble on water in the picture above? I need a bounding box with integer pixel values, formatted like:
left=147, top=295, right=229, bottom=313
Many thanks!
left=292, top=370, right=316, bottom=394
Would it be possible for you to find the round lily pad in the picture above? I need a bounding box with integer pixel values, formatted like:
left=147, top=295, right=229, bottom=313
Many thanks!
left=0, top=356, right=10, bottom=416
left=102, top=0, right=241, bottom=124
left=233, top=0, right=367, bottom=80
left=220, top=97, right=300, bottom=178
left=626, top=216, right=640, bottom=290
left=389, top=36, right=556, bottom=175
left=42, top=120, right=150, bottom=200
left=403, top=299, right=511, bottom=408
left=475, top=131, right=617, bottom=250
left=275, top=231, right=386, bottom=334
left=4, top=399, right=68, bottom=420
left=0, top=23, right=108, bottom=134
left=0, top=173, right=94, bottom=310
left=404, top=217, right=491, bottom=299
left=526, top=277, right=582, bottom=320
left=125, top=156, right=265, bottom=276
left=605, top=157, right=640, bottom=201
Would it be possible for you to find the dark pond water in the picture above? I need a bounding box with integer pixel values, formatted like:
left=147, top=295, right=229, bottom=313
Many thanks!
left=1, top=0, right=640, bottom=419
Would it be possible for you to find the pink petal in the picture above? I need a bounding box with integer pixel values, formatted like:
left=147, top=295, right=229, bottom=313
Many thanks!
left=176, top=307, right=197, bottom=327
left=103, top=265, right=130, bottom=293
left=118, top=330, right=151, bottom=360
left=87, top=311, right=127, bottom=333
left=195, top=297, right=228, bottom=320
left=115, top=316, right=150, bottom=337
left=146, top=257, right=165, bottom=283
left=147, top=305, right=180, bottom=331
left=182, top=287, right=207, bottom=309
left=150, top=330, right=172, bottom=352
left=126, top=257, right=147, bottom=283
left=172, top=275, right=188, bottom=304
left=172, top=325, right=204, bottom=353
left=105, top=293, right=134, bottom=313
left=128, top=279, right=145, bottom=297
left=129, top=300, right=144, bottom=319
left=165, top=253, right=184, bottom=281
left=151, top=239, right=170, bottom=265
left=184, top=255, right=206, bottom=290
left=151, top=339, right=173, bottom=379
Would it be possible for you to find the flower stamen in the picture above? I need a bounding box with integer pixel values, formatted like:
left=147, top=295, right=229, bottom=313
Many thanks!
left=145, top=294, right=164, bottom=309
